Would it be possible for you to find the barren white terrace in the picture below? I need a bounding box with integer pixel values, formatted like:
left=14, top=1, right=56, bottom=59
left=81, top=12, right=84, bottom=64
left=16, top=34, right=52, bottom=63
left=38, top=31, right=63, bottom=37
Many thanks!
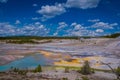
left=0, top=38, right=120, bottom=70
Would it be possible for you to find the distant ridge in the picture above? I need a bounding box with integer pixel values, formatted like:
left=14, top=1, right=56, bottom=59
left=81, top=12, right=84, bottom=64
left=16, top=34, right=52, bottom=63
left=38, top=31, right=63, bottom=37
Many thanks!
left=102, top=33, right=120, bottom=38
left=0, top=36, right=78, bottom=40
left=0, top=33, right=120, bottom=39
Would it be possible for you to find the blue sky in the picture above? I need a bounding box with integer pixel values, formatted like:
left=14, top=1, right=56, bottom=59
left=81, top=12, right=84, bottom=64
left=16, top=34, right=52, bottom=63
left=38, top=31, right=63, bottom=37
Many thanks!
left=0, top=0, right=120, bottom=36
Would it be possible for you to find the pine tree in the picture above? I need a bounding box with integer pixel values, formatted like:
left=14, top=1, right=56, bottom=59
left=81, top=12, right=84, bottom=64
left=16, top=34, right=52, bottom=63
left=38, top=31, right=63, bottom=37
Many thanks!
left=34, top=64, right=42, bottom=72
left=64, top=67, right=69, bottom=73
left=81, top=61, right=91, bottom=75
left=116, top=66, right=120, bottom=79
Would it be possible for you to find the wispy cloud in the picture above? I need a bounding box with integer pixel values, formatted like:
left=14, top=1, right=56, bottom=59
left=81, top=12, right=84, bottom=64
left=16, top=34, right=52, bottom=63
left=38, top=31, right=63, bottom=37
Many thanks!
left=96, top=29, right=104, bottom=33
left=15, top=20, right=21, bottom=24
left=32, top=17, right=40, bottom=20
left=66, top=0, right=101, bottom=9
left=57, top=22, right=68, bottom=29
left=0, top=0, right=8, bottom=3
left=33, top=4, right=38, bottom=7
left=88, top=19, right=100, bottom=22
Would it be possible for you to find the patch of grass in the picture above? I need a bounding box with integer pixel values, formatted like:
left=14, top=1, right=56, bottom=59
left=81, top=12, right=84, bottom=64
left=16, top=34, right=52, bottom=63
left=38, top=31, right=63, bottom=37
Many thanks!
left=81, top=76, right=89, bottom=80
left=93, top=68, right=112, bottom=73
left=54, top=65, right=113, bottom=72
left=54, top=66, right=81, bottom=70
left=62, top=78, right=68, bottom=80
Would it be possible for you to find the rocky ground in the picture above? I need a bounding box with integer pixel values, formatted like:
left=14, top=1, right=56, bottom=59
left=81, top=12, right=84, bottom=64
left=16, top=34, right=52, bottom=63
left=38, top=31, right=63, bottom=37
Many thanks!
left=0, top=70, right=116, bottom=80
left=0, top=38, right=120, bottom=67
left=0, top=38, right=120, bottom=80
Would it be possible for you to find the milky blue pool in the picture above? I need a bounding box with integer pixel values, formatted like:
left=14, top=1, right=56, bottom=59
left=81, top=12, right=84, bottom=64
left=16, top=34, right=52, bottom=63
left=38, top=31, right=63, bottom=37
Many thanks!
left=0, top=54, right=52, bottom=71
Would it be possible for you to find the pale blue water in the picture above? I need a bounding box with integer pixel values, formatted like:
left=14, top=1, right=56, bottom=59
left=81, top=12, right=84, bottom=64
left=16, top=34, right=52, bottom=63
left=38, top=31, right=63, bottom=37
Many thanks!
left=0, top=54, right=52, bottom=71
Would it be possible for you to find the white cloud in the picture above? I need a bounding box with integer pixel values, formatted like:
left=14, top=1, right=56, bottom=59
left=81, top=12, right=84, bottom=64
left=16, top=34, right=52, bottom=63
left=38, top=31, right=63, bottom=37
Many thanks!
left=67, top=28, right=101, bottom=36
left=110, top=23, right=118, bottom=26
left=53, top=32, right=58, bottom=36
left=53, top=22, right=68, bottom=36
left=38, top=25, right=45, bottom=29
left=58, top=22, right=68, bottom=29
left=96, top=29, right=104, bottom=33
left=36, top=0, right=101, bottom=21
left=66, top=0, right=101, bottom=9
left=91, top=22, right=118, bottom=29
left=0, top=23, right=16, bottom=36
left=0, top=0, right=8, bottom=3
left=65, top=21, right=117, bottom=36
left=35, top=22, right=41, bottom=25
left=15, top=20, right=21, bottom=24
left=70, top=22, right=85, bottom=30
left=88, top=19, right=100, bottom=22
left=74, top=24, right=83, bottom=30
left=32, top=17, right=40, bottom=20
left=53, top=21, right=117, bottom=37
left=37, top=3, right=66, bottom=21
left=0, top=20, right=118, bottom=36
left=0, top=22, right=49, bottom=36
left=71, top=22, right=77, bottom=26
left=21, top=23, right=49, bottom=36
left=33, top=4, right=38, bottom=7
left=66, top=22, right=90, bottom=36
